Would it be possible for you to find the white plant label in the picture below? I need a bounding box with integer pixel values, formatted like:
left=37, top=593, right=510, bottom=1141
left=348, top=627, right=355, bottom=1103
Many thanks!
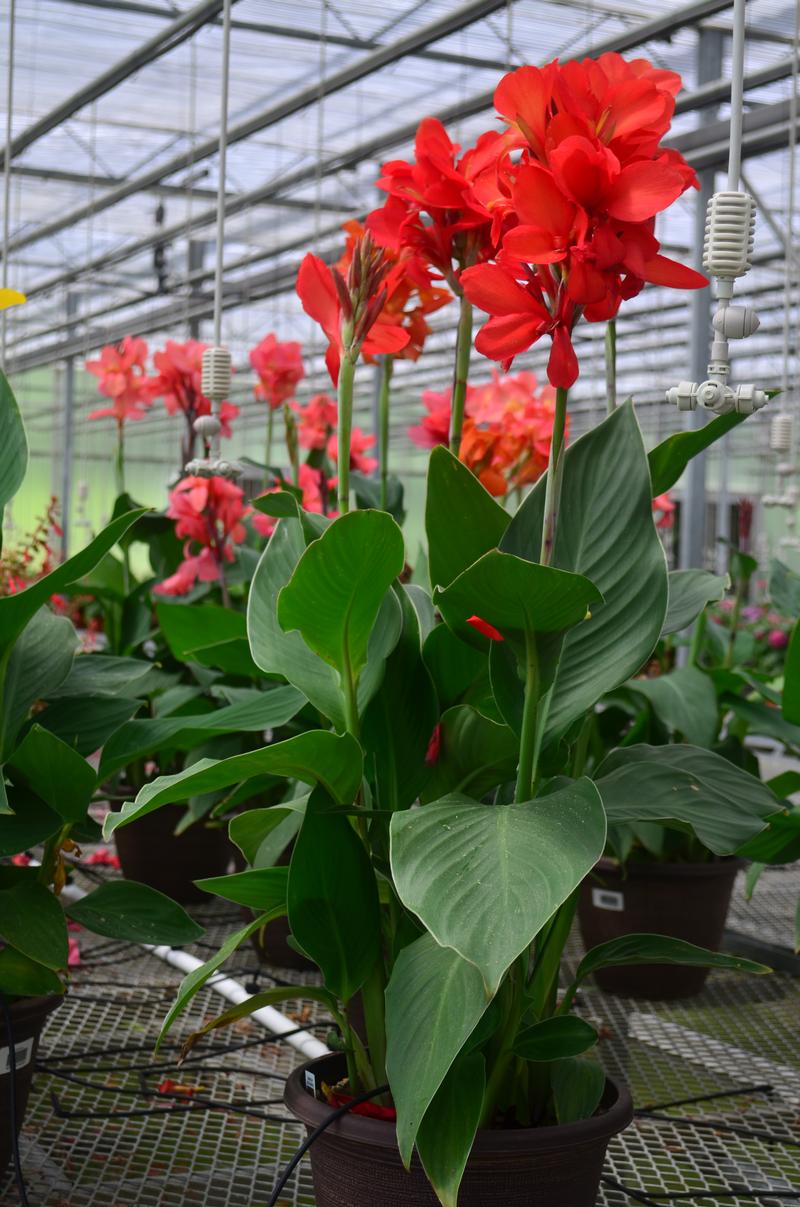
left=304, top=1070, right=317, bottom=1095
left=0, top=1038, right=34, bottom=1075
left=592, top=887, right=625, bottom=912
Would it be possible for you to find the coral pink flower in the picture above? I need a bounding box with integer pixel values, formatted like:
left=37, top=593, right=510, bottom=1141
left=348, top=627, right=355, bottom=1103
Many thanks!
left=85, top=336, right=151, bottom=424
left=768, top=629, right=789, bottom=650
left=146, top=339, right=237, bottom=465
left=249, top=334, right=305, bottom=409
left=293, top=394, right=338, bottom=450
left=68, top=937, right=81, bottom=968
left=652, top=492, right=675, bottom=529
left=155, top=475, right=247, bottom=596
left=327, top=427, right=377, bottom=474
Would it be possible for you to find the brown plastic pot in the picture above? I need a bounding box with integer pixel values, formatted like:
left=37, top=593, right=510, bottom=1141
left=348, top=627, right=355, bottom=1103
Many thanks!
left=285, top=1052, right=633, bottom=1207
left=0, top=994, right=62, bottom=1178
left=578, top=857, right=743, bottom=1000
left=114, top=804, right=232, bottom=903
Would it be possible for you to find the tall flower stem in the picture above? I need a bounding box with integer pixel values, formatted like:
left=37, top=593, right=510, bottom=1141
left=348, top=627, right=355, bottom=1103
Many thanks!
left=115, top=422, right=131, bottom=593
left=283, top=403, right=300, bottom=488
left=449, top=293, right=473, bottom=456
left=337, top=351, right=356, bottom=515
left=540, top=387, right=569, bottom=566
left=378, top=355, right=393, bottom=511
left=265, top=407, right=274, bottom=469
left=605, top=319, right=617, bottom=414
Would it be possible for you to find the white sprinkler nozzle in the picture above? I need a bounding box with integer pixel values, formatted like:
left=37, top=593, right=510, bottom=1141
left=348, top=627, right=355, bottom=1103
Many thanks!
left=201, top=345, right=232, bottom=403
left=666, top=189, right=767, bottom=417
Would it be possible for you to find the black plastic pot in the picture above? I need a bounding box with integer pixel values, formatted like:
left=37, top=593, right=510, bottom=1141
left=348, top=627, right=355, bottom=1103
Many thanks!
left=114, top=804, right=232, bottom=903
left=285, top=1052, right=633, bottom=1207
left=0, top=995, right=62, bottom=1178
left=578, top=857, right=743, bottom=1000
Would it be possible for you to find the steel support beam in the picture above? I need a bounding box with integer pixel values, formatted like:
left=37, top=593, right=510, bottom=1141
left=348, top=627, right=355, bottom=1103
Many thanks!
left=0, top=0, right=232, bottom=171
left=3, top=0, right=736, bottom=262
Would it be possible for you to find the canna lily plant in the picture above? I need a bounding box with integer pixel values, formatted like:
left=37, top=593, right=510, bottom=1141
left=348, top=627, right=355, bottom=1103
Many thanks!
left=106, top=54, right=782, bottom=1206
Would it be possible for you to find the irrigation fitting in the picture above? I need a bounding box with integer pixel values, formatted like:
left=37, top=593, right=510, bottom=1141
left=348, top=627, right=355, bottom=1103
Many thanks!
left=666, top=191, right=768, bottom=417
left=185, top=347, right=243, bottom=480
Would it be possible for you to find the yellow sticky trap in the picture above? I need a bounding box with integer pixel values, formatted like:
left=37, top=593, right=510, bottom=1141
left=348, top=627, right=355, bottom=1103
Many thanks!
left=0, top=288, right=26, bottom=310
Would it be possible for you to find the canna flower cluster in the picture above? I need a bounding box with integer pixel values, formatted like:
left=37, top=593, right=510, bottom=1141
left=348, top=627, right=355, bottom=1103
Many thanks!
left=155, top=475, right=249, bottom=597
left=461, top=55, right=706, bottom=387
left=85, top=337, right=152, bottom=425
left=409, top=370, right=564, bottom=496
left=249, top=334, right=305, bottom=409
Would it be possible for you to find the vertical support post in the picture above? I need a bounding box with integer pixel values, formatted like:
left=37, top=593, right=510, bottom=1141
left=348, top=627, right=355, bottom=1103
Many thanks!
left=60, top=290, right=78, bottom=559
left=679, top=27, right=724, bottom=575
left=187, top=239, right=205, bottom=339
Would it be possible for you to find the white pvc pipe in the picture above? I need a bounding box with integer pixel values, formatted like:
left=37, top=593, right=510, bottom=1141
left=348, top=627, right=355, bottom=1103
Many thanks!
left=60, top=880, right=329, bottom=1061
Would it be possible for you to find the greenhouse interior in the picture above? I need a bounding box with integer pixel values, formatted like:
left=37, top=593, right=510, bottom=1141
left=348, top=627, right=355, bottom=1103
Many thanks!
left=4, top=0, right=800, bottom=1203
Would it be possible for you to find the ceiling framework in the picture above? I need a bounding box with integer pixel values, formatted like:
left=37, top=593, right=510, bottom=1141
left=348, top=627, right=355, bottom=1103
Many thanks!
left=1, top=0, right=799, bottom=489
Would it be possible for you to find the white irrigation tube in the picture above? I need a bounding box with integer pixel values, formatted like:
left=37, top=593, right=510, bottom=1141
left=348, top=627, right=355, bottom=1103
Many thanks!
left=59, top=880, right=330, bottom=1061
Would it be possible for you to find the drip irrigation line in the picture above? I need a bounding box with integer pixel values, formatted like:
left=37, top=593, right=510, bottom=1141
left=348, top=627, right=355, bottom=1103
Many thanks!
left=0, top=996, right=30, bottom=1207
left=640, top=1085, right=775, bottom=1112
left=267, top=1082, right=391, bottom=1207
left=635, top=1111, right=800, bottom=1148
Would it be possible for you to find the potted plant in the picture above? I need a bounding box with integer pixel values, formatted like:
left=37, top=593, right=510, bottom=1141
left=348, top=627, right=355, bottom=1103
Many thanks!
left=0, top=369, right=204, bottom=1175
left=107, top=55, right=782, bottom=1206
left=579, top=544, right=800, bottom=998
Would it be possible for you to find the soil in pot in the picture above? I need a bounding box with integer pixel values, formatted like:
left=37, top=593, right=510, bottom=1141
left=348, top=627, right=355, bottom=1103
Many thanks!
left=578, top=857, right=742, bottom=1000
left=0, top=995, right=62, bottom=1179
left=285, top=1052, right=633, bottom=1207
left=114, top=804, right=232, bottom=904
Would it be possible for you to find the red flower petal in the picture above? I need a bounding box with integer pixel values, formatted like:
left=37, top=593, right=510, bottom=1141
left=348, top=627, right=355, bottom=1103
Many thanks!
left=461, top=264, right=551, bottom=319
left=547, top=325, right=579, bottom=389
left=639, top=253, right=708, bottom=290
left=467, top=615, right=505, bottom=642
left=511, top=162, right=577, bottom=235
left=502, top=225, right=565, bottom=264
left=475, top=314, right=548, bottom=363
left=605, top=160, right=686, bottom=223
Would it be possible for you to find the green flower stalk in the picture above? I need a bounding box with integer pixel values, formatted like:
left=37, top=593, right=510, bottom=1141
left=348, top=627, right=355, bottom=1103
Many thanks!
left=378, top=355, right=394, bottom=511
left=605, top=319, right=617, bottom=414
left=449, top=292, right=474, bottom=456
left=265, top=406, right=275, bottom=469
left=283, top=402, right=300, bottom=489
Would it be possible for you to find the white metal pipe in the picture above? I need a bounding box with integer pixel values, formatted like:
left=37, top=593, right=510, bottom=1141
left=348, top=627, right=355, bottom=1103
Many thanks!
left=59, top=880, right=329, bottom=1061
left=727, top=0, right=748, bottom=190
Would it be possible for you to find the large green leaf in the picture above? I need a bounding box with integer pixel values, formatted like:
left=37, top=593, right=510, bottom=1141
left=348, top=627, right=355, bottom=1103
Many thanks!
left=0, top=946, right=64, bottom=997
left=103, top=730, right=363, bottom=838
left=33, top=695, right=141, bottom=757
left=287, top=787, right=380, bottom=1001
left=47, top=654, right=156, bottom=699
left=65, top=880, right=203, bottom=945
left=385, top=933, right=490, bottom=1167
left=595, top=744, right=780, bottom=854
left=737, top=806, right=800, bottom=864
left=228, top=805, right=303, bottom=868
left=551, top=1057, right=605, bottom=1124
left=420, top=705, right=518, bottom=803
left=784, top=620, right=800, bottom=726
left=568, top=933, right=769, bottom=997
left=278, top=509, right=404, bottom=693
left=0, top=787, right=61, bottom=855
left=661, top=570, right=728, bottom=637
left=513, top=1016, right=598, bottom=1062
left=434, top=550, right=602, bottom=651
left=98, top=686, right=305, bottom=778
left=648, top=412, right=746, bottom=496
left=8, top=724, right=96, bottom=823
left=728, top=695, right=800, bottom=750
left=426, top=446, right=509, bottom=591
left=156, top=601, right=260, bottom=677
left=0, top=607, right=78, bottom=759
left=501, top=402, right=668, bottom=743
left=0, top=509, right=146, bottom=664
left=159, top=911, right=279, bottom=1045
left=416, top=1050, right=485, bottom=1207
left=195, top=866, right=288, bottom=911
left=625, top=667, right=718, bottom=748
left=362, top=587, right=438, bottom=811
left=0, top=876, right=68, bottom=969
left=248, top=519, right=345, bottom=729
left=0, top=370, right=28, bottom=526
left=769, top=558, right=800, bottom=618
left=390, top=779, right=606, bottom=993
left=423, top=623, right=488, bottom=711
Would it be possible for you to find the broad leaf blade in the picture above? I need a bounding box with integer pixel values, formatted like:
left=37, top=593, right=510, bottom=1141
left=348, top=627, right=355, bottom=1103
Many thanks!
left=625, top=667, right=718, bottom=748
left=513, top=1016, right=598, bottom=1062
left=649, top=412, right=746, bottom=496
left=195, top=866, right=288, bottom=911
left=9, top=724, right=96, bottom=823
left=390, top=779, right=606, bottom=993
left=0, top=370, right=28, bottom=525
left=65, top=881, right=203, bottom=945
left=426, top=445, right=509, bottom=591
left=385, top=933, right=489, bottom=1167
left=662, top=570, right=728, bottom=636
left=572, top=933, right=770, bottom=987
left=595, top=744, right=780, bottom=854
left=416, top=1050, right=485, bottom=1207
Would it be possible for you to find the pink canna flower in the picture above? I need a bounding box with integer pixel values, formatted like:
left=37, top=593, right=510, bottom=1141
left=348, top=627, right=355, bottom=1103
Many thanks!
left=85, top=336, right=151, bottom=424
left=249, top=334, right=305, bottom=409
left=155, top=475, right=248, bottom=597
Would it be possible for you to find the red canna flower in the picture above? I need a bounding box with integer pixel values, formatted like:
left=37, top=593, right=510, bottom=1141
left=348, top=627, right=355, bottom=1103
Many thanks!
left=296, top=236, right=410, bottom=386
left=249, top=333, right=305, bottom=409
left=467, top=615, right=505, bottom=642
left=461, top=54, right=706, bottom=387
left=327, top=427, right=377, bottom=475
left=292, top=393, right=338, bottom=450
left=652, top=492, right=675, bottom=530
left=146, top=339, right=237, bottom=465
left=425, top=723, right=442, bottom=766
